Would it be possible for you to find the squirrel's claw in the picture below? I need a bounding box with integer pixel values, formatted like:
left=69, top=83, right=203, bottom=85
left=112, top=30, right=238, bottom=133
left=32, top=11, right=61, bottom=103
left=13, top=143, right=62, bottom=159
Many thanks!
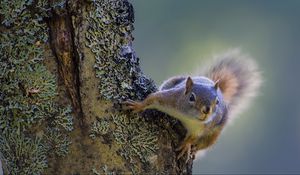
left=122, top=99, right=145, bottom=113
left=176, top=135, right=195, bottom=163
left=176, top=142, right=191, bottom=163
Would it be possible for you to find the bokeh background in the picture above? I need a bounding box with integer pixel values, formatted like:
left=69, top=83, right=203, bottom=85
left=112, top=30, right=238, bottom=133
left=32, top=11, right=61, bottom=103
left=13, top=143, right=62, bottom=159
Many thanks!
left=132, top=0, right=300, bottom=174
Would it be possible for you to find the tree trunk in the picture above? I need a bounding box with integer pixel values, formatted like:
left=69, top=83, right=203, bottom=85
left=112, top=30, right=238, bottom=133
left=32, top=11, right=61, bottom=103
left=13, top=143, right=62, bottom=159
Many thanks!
left=0, top=0, right=193, bottom=174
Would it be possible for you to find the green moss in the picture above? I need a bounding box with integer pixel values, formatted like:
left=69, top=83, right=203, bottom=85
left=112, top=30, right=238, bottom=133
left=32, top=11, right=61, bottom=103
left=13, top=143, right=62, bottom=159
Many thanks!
left=89, top=113, right=158, bottom=173
left=85, top=0, right=156, bottom=102
left=44, top=128, right=72, bottom=157
left=85, top=0, right=159, bottom=173
left=48, top=105, right=73, bottom=132
left=112, top=114, right=158, bottom=164
left=0, top=0, right=73, bottom=174
left=0, top=132, right=47, bottom=175
left=90, top=117, right=111, bottom=139
left=92, top=165, right=115, bottom=175
left=0, top=0, right=50, bottom=27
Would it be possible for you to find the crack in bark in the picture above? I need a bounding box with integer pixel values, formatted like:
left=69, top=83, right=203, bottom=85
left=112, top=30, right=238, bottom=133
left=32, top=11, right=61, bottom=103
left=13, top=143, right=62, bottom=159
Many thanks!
left=66, top=4, right=86, bottom=129
left=48, top=10, right=84, bottom=126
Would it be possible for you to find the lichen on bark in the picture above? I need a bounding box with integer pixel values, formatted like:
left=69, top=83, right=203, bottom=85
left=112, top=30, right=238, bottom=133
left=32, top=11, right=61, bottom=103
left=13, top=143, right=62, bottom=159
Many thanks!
left=83, top=0, right=160, bottom=173
left=85, top=0, right=156, bottom=102
left=0, top=0, right=193, bottom=174
left=0, top=0, right=74, bottom=174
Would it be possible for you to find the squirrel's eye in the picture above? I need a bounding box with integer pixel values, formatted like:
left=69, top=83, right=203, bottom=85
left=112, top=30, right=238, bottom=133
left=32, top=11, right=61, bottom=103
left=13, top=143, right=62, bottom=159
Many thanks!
left=189, top=93, right=196, bottom=102
left=216, top=98, right=219, bottom=105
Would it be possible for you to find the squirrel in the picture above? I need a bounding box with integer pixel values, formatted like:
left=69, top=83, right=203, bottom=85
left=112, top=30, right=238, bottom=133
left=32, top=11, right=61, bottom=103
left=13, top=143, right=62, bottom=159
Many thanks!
left=123, top=49, right=262, bottom=162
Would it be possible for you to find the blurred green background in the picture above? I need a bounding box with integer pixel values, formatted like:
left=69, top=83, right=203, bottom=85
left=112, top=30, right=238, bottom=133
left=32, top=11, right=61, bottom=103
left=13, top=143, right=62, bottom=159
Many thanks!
left=132, top=0, right=300, bottom=174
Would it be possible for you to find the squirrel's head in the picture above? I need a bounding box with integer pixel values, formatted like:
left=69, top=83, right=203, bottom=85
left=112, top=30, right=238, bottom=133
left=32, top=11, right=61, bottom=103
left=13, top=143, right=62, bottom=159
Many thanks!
left=181, top=76, right=223, bottom=122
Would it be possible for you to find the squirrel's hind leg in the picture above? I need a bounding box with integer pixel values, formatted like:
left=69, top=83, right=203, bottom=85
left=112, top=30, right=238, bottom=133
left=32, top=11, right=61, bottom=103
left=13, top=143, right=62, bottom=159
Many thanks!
left=176, top=135, right=195, bottom=163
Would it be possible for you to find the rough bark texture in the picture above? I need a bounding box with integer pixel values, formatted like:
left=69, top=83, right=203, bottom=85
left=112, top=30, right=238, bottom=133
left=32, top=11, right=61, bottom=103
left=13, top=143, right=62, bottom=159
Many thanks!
left=0, top=0, right=193, bottom=174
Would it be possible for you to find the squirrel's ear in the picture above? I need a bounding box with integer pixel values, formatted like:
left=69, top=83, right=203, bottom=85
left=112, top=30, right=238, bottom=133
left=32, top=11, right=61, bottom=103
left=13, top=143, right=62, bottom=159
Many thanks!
left=214, top=79, right=220, bottom=90
left=185, top=77, right=194, bottom=94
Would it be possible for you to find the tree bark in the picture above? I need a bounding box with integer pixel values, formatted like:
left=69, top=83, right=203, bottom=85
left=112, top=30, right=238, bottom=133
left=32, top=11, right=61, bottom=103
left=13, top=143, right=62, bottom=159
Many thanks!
left=0, top=0, right=193, bottom=174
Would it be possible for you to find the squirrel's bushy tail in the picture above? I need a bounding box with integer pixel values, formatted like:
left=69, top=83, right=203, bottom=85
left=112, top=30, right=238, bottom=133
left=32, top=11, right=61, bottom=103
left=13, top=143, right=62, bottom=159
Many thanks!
left=204, top=49, right=262, bottom=120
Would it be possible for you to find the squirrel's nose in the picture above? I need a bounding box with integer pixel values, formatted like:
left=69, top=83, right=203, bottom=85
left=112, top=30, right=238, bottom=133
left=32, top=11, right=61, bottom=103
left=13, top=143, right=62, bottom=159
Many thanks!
left=201, top=106, right=210, bottom=114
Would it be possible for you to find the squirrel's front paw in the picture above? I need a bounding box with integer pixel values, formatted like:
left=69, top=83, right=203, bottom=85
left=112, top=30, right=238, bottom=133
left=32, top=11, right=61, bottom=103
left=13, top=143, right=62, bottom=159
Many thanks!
left=122, top=99, right=145, bottom=113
